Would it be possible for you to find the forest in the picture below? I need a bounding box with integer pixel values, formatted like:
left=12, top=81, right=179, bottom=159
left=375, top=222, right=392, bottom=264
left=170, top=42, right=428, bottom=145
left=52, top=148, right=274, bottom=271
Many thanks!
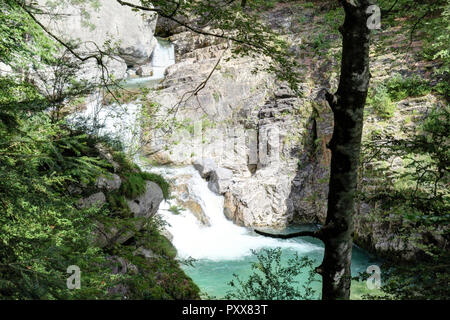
left=0, top=0, right=448, bottom=302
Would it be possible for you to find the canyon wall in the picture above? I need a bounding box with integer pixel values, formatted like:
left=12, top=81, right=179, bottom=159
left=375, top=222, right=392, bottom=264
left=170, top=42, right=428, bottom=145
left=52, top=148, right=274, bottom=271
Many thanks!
left=142, top=6, right=446, bottom=260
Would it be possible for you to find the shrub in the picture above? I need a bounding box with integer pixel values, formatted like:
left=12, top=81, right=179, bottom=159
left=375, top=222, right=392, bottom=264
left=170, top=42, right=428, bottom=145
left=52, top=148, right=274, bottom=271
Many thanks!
left=367, top=84, right=397, bottom=119
left=120, top=172, right=148, bottom=199
left=106, top=192, right=132, bottom=218
left=225, top=248, right=318, bottom=300
left=385, top=74, right=431, bottom=101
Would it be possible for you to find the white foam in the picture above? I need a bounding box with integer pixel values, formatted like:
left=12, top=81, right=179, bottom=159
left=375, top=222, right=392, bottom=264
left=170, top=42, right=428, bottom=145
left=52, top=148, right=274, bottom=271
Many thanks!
left=149, top=166, right=321, bottom=261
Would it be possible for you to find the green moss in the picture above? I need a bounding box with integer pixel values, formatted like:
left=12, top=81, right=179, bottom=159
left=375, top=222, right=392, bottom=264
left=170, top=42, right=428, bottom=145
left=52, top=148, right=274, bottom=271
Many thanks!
left=350, top=280, right=385, bottom=300
left=144, top=285, right=172, bottom=300
left=148, top=259, right=200, bottom=299
left=112, top=151, right=140, bottom=173
left=120, top=170, right=170, bottom=200
left=168, top=205, right=184, bottom=215
left=212, top=91, right=221, bottom=103
left=148, top=232, right=177, bottom=259
left=112, top=151, right=170, bottom=200
left=120, top=172, right=147, bottom=199
left=140, top=171, right=170, bottom=200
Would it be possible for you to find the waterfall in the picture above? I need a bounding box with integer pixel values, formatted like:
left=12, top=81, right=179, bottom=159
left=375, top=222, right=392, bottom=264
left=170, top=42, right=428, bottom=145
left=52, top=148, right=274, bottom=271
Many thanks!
left=71, top=36, right=320, bottom=263
left=69, top=39, right=177, bottom=148
left=125, top=38, right=175, bottom=86
left=148, top=166, right=320, bottom=261
left=68, top=93, right=141, bottom=152
left=150, top=38, right=176, bottom=79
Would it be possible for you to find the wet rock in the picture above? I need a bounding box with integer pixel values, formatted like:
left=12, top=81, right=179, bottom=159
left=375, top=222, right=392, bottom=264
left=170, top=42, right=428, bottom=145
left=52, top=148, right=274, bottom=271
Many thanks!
left=193, top=158, right=217, bottom=178
left=93, top=182, right=164, bottom=248
left=178, top=199, right=210, bottom=226
left=208, top=167, right=233, bottom=195
left=136, top=64, right=154, bottom=77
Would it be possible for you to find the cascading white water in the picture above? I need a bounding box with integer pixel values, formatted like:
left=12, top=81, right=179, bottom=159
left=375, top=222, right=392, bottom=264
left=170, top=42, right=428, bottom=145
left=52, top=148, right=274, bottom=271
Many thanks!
left=69, top=93, right=141, bottom=151
left=125, top=38, right=175, bottom=86
left=70, top=39, right=176, bottom=147
left=150, top=39, right=176, bottom=79
left=150, top=166, right=321, bottom=261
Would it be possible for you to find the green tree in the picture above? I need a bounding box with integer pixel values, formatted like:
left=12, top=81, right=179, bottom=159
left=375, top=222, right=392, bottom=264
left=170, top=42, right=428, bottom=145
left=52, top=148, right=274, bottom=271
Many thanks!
left=361, top=106, right=450, bottom=299
left=0, top=0, right=198, bottom=299
left=225, top=248, right=317, bottom=300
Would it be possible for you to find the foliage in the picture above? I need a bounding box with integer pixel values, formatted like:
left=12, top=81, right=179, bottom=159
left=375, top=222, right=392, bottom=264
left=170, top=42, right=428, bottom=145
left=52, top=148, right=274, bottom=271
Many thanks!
left=140, top=171, right=170, bottom=200
left=106, top=192, right=132, bottom=218
left=419, top=1, right=450, bottom=100
left=105, top=221, right=200, bottom=300
left=366, top=84, right=397, bottom=119
left=0, top=0, right=189, bottom=300
left=372, top=251, right=450, bottom=300
left=225, top=248, right=318, bottom=300
left=377, top=0, right=449, bottom=100
left=0, top=84, right=114, bottom=299
left=0, top=0, right=57, bottom=68
left=384, top=74, right=431, bottom=102
left=168, top=205, right=185, bottom=215
left=118, top=165, right=170, bottom=200
left=361, top=105, right=450, bottom=299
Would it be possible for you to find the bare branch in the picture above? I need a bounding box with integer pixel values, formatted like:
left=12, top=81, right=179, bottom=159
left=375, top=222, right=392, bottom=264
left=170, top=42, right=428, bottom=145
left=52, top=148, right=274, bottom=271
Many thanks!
left=254, top=227, right=325, bottom=241
left=116, top=0, right=263, bottom=50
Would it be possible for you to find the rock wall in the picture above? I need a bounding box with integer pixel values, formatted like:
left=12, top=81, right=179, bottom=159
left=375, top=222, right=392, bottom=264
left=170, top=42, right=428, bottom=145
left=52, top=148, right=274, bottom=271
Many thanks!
left=142, top=29, right=317, bottom=229
left=35, top=0, right=158, bottom=79
left=141, top=4, right=446, bottom=260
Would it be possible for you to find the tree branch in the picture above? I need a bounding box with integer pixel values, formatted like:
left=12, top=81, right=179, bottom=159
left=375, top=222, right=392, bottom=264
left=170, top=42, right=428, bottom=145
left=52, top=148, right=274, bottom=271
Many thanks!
left=17, top=1, right=99, bottom=63
left=115, top=0, right=262, bottom=50
left=254, top=227, right=327, bottom=241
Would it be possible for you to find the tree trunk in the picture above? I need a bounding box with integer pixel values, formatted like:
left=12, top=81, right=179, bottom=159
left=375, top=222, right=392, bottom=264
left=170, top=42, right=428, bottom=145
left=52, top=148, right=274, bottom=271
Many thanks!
left=319, top=0, right=373, bottom=300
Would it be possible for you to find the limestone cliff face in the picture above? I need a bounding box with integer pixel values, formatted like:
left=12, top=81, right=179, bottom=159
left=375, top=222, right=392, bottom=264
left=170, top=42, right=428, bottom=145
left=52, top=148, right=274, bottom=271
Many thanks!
left=36, top=0, right=158, bottom=79
left=142, top=29, right=314, bottom=229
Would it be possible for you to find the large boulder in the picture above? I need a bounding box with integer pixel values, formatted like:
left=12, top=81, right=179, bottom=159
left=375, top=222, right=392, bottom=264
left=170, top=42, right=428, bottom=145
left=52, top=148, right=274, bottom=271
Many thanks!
left=127, top=181, right=164, bottom=219
left=193, top=158, right=233, bottom=195
left=208, top=167, right=233, bottom=194
left=91, top=181, right=164, bottom=248
left=36, top=0, right=158, bottom=67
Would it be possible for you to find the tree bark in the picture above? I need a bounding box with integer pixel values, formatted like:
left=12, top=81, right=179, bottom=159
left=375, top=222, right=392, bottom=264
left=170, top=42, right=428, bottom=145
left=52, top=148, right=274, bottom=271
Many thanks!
left=319, top=0, right=373, bottom=300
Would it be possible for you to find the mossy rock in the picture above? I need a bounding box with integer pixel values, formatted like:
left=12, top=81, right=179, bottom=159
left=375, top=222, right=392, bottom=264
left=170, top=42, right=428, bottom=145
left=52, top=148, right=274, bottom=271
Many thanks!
left=147, top=232, right=177, bottom=259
